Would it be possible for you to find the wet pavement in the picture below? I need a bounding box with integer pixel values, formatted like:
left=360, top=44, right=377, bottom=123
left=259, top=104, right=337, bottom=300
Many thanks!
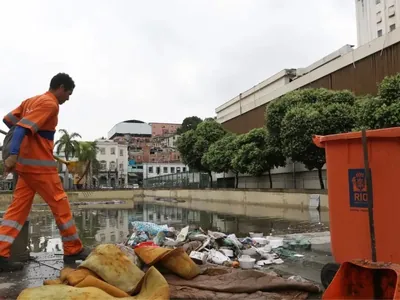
left=0, top=199, right=331, bottom=299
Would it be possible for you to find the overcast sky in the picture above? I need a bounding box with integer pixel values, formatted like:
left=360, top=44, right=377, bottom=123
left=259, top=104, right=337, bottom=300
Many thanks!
left=0, top=0, right=356, bottom=141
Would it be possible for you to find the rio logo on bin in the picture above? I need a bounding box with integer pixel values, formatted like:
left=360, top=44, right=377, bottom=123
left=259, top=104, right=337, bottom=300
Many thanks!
left=348, top=168, right=371, bottom=209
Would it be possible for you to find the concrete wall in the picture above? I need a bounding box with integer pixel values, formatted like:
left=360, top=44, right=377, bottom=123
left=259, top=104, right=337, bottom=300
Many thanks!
left=0, top=190, right=137, bottom=206
left=0, top=192, right=79, bottom=206
left=216, top=69, right=296, bottom=123
left=140, top=188, right=329, bottom=210
left=0, top=189, right=328, bottom=210
left=217, top=164, right=327, bottom=189
left=76, top=190, right=137, bottom=200
left=218, top=28, right=400, bottom=131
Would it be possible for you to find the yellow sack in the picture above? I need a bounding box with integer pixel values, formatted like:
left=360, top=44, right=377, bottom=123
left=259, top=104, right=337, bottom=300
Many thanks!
left=80, top=244, right=145, bottom=294
left=134, top=246, right=200, bottom=280
left=17, top=267, right=169, bottom=300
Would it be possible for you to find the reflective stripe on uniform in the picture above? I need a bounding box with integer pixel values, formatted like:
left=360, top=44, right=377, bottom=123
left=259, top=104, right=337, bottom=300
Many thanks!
left=1, top=220, right=22, bottom=231
left=0, top=235, right=14, bottom=243
left=6, top=113, right=19, bottom=125
left=17, top=157, right=57, bottom=167
left=19, top=118, right=39, bottom=132
left=58, top=219, right=75, bottom=231
left=62, top=233, right=79, bottom=242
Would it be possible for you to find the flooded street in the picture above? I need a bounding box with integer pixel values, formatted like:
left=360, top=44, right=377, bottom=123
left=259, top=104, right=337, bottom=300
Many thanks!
left=1, top=199, right=329, bottom=252
left=0, top=199, right=330, bottom=299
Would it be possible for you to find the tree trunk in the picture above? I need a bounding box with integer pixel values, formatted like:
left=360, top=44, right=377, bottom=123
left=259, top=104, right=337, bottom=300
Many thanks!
left=64, top=169, right=69, bottom=190
left=318, top=167, right=325, bottom=189
left=235, top=172, right=239, bottom=188
left=208, top=171, right=213, bottom=188
left=63, top=153, right=69, bottom=190
left=89, top=161, right=93, bottom=189
left=268, top=170, right=273, bottom=188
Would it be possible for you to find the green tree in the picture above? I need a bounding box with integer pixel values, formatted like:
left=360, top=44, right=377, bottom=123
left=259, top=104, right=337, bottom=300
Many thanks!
left=378, top=73, right=400, bottom=104
left=354, top=74, right=400, bottom=130
left=202, top=134, right=240, bottom=188
left=177, top=120, right=226, bottom=187
left=281, top=101, right=355, bottom=189
left=232, top=128, right=284, bottom=188
left=55, top=129, right=81, bottom=189
left=177, top=116, right=203, bottom=134
left=77, top=141, right=99, bottom=188
left=55, top=129, right=82, bottom=160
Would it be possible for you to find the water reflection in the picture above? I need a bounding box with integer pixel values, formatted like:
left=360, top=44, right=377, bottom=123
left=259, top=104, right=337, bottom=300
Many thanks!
left=25, top=201, right=329, bottom=253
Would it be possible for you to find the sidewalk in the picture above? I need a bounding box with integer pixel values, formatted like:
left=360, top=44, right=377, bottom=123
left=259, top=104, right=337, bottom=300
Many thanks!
left=0, top=253, right=65, bottom=299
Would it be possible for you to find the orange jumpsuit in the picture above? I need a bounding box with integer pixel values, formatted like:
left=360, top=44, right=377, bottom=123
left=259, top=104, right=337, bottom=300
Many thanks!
left=0, top=92, right=83, bottom=257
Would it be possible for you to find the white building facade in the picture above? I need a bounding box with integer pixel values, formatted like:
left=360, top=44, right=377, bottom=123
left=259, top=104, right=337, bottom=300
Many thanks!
left=96, top=139, right=129, bottom=187
left=356, top=0, right=400, bottom=46
left=143, top=162, right=189, bottom=179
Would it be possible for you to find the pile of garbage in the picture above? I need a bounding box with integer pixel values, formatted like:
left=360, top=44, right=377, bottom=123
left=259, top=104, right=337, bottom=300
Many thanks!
left=18, top=243, right=320, bottom=300
left=125, top=221, right=310, bottom=269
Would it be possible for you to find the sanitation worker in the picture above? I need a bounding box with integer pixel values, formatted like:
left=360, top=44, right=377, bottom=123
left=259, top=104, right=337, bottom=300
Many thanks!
left=0, top=73, right=89, bottom=271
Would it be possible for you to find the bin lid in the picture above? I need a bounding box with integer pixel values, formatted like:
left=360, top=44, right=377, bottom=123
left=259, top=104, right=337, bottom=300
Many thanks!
left=313, top=127, right=400, bottom=148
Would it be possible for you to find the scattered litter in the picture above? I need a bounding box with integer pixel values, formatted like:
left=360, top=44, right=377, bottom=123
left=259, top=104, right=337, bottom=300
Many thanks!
left=124, top=221, right=309, bottom=270
left=293, top=254, right=305, bottom=258
left=189, top=251, right=208, bottom=265
left=208, top=249, right=230, bottom=265
left=273, top=258, right=285, bottom=265
left=176, top=226, right=189, bottom=243
left=238, top=255, right=256, bottom=269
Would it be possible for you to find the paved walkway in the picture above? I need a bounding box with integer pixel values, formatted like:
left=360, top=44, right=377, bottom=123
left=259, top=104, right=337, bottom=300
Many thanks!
left=0, top=253, right=72, bottom=300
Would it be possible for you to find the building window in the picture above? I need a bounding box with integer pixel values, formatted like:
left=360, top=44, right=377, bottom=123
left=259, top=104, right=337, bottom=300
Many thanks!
left=163, top=167, right=168, bottom=173
left=377, top=11, right=382, bottom=23
left=171, top=167, right=175, bottom=173
left=390, top=24, right=396, bottom=31
left=378, top=29, right=383, bottom=37
left=100, top=161, right=107, bottom=170
left=100, top=148, right=106, bottom=155
left=389, top=5, right=396, bottom=17
left=149, top=167, right=153, bottom=173
left=156, top=167, right=160, bottom=175
left=111, top=148, right=115, bottom=155
left=119, top=164, right=123, bottom=171
left=176, top=167, right=181, bottom=173
left=183, top=167, right=186, bottom=172
left=110, top=162, right=116, bottom=170
left=120, top=149, right=124, bottom=156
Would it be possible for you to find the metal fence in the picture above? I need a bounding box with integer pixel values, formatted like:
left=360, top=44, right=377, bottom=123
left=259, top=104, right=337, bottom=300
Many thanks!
left=143, top=171, right=328, bottom=190
left=143, top=172, right=212, bottom=189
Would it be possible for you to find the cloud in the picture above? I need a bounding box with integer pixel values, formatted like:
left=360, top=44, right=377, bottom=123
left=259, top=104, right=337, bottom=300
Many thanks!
left=0, top=0, right=356, bottom=141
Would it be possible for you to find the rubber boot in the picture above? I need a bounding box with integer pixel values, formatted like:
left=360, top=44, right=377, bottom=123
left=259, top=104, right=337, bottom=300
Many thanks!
left=0, top=256, right=24, bottom=272
left=63, top=247, right=91, bottom=264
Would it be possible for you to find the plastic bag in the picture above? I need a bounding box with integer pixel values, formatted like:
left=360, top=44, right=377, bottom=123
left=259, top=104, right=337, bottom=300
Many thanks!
left=130, top=221, right=169, bottom=237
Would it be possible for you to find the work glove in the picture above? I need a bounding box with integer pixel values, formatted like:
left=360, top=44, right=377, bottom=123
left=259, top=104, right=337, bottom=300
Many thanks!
left=4, top=154, right=18, bottom=173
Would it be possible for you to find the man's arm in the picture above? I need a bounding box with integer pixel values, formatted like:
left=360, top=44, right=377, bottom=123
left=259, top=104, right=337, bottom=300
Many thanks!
left=3, top=104, right=23, bottom=129
left=16, top=100, right=58, bottom=134
left=9, top=126, right=29, bottom=155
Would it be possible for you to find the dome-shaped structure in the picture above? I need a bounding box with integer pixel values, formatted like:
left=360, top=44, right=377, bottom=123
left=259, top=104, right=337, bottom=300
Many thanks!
left=108, top=120, right=152, bottom=139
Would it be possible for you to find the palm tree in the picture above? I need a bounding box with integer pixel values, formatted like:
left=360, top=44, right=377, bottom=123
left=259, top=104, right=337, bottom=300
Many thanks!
left=77, top=141, right=99, bottom=189
left=55, top=129, right=82, bottom=189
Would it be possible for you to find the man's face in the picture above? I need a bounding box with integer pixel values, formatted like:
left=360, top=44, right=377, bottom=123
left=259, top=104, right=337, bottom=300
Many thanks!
left=57, top=85, right=73, bottom=105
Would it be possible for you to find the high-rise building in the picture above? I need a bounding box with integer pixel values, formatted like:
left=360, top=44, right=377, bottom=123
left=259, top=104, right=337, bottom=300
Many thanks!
left=356, top=0, right=399, bottom=46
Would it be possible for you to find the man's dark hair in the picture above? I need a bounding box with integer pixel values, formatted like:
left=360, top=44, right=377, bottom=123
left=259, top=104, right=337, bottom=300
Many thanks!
left=49, top=73, right=75, bottom=91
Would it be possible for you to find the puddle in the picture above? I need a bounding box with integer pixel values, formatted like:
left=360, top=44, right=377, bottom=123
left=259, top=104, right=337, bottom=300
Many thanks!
left=0, top=199, right=329, bottom=298
left=4, top=200, right=330, bottom=251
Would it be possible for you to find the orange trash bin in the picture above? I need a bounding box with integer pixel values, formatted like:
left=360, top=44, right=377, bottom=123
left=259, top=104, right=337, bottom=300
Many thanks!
left=314, top=127, right=400, bottom=265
